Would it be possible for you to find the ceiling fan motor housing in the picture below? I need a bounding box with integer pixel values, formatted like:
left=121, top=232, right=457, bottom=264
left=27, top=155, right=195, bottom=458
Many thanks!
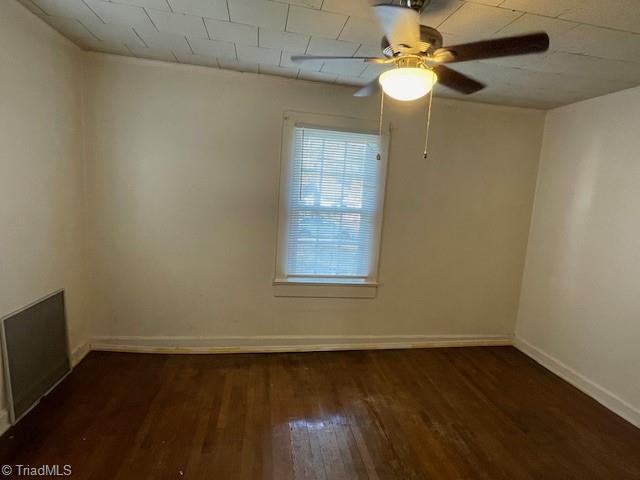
left=381, top=25, right=443, bottom=57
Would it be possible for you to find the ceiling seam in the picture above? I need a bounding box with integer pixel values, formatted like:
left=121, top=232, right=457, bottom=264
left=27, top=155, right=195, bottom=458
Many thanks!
left=336, top=15, right=349, bottom=40
left=494, top=11, right=526, bottom=35
left=77, top=19, right=102, bottom=41
left=80, top=0, right=105, bottom=24
left=184, top=35, right=194, bottom=54
left=142, top=7, right=159, bottom=32
left=435, top=2, right=465, bottom=29
left=202, top=17, right=212, bottom=40
left=284, top=4, right=291, bottom=32
left=132, top=27, right=148, bottom=47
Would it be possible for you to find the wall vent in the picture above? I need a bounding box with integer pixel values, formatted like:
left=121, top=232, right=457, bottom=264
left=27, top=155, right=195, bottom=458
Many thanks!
left=1, top=290, right=71, bottom=424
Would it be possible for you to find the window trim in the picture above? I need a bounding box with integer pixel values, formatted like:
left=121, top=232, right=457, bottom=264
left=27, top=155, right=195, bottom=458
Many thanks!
left=273, top=111, right=390, bottom=296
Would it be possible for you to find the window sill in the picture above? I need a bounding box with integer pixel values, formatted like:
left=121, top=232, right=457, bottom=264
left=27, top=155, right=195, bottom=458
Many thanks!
left=273, top=280, right=378, bottom=298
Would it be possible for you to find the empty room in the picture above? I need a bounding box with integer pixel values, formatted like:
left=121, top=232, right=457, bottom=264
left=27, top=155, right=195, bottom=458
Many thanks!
left=1, top=0, right=639, bottom=478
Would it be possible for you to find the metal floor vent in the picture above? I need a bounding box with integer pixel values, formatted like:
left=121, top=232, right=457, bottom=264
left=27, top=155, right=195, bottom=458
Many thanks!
left=1, top=290, right=71, bottom=424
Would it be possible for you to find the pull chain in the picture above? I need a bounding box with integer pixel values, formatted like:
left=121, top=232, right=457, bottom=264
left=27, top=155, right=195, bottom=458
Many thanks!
left=299, top=128, right=305, bottom=200
left=423, top=87, right=434, bottom=159
left=377, top=90, right=384, bottom=161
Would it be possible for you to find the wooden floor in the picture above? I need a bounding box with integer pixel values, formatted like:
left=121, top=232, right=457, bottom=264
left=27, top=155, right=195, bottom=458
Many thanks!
left=1, top=347, right=639, bottom=479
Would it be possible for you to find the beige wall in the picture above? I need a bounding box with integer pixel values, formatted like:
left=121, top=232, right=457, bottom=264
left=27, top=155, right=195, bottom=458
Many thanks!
left=0, top=1, right=87, bottom=418
left=516, top=85, right=640, bottom=426
left=83, top=54, right=544, bottom=348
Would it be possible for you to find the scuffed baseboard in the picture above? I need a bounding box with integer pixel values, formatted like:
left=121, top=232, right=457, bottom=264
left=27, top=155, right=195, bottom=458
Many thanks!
left=70, top=341, right=90, bottom=367
left=90, top=334, right=512, bottom=354
left=514, top=337, right=640, bottom=428
left=0, top=408, right=9, bottom=436
left=8, top=336, right=638, bottom=431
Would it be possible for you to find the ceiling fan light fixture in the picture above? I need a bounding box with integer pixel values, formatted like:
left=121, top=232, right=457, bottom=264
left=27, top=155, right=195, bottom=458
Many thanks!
left=379, top=67, right=438, bottom=101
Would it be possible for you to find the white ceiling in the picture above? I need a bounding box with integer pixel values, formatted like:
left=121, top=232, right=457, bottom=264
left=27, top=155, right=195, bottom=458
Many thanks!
left=18, top=0, right=640, bottom=109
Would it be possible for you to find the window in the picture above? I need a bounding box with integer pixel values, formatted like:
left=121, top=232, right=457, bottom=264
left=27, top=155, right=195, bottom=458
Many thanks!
left=274, top=112, right=388, bottom=297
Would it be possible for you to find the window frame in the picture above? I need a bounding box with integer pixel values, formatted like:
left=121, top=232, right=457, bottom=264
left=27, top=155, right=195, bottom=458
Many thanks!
left=273, top=111, right=390, bottom=297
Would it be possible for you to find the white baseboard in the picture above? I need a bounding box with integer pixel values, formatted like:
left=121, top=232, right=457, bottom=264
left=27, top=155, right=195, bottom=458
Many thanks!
left=70, top=341, right=90, bottom=367
left=514, top=337, right=640, bottom=428
left=8, top=336, right=638, bottom=432
left=0, top=408, right=9, bottom=436
left=90, top=334, right=512, bottom=354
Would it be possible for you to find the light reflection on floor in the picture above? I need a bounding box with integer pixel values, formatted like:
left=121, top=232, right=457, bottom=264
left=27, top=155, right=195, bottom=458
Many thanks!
left=287, top=415, right=349, bottom=431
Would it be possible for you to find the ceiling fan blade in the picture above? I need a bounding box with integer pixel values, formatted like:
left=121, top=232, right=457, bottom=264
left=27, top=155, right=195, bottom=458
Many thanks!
left=433, top=32, right=550, bottom=63
left=432, top=65, right=485, bottom=94
left=373, top=4, right=420, bottom=49
left=291, top=55, right=390, bottom=64
left=353, top=78, right=380, bottom=97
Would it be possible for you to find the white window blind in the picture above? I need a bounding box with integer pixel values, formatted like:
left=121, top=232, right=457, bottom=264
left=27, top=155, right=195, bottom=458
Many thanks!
left=283, top=126, right=382, bottom=282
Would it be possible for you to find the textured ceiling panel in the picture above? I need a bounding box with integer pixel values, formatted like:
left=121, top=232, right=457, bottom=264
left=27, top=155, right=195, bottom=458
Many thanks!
left=19, top=0, right=640, bottom=109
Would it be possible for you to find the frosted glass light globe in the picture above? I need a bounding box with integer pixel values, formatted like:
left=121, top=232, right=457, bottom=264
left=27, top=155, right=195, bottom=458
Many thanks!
left=379, top=67, right=438, bottom=101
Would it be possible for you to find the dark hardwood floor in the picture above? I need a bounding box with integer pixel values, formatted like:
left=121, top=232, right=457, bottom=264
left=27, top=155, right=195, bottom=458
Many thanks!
left=1, top=347, right=639, bottom=479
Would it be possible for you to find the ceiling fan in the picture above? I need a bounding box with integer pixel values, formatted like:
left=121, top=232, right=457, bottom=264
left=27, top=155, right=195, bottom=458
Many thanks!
left=291, top=0, right=550, bottom=102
